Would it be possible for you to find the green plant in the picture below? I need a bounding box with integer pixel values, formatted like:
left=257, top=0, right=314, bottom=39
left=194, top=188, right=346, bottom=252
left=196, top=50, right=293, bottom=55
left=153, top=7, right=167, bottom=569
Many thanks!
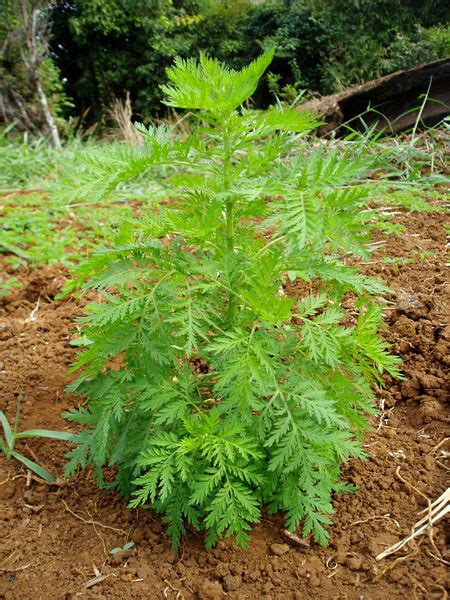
left=0, top=275, right=22, bottom=298
left=0, top=191, right=139, bottom=267
left=0, top=407, right=72, bottom=482
left=0, top=128, right=59, bottom=190
left=62, top=51, right=401, bottom=549
left=341, top=116, right=449, bottom=213
left=110, top=541, right=134, bottom=555
left=381, top=256, right=414, bottom=274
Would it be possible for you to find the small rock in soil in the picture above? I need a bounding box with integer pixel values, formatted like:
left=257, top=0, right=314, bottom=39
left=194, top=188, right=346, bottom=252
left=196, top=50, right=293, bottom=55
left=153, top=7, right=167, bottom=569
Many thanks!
left=424, top=454, right=435, bottom=471
left=396, top=296, right=427, bottom=320
left=244, top=567, right=260, bottom=582
left=162, top=549, right=178, bottom=564
left=230, top=564, right=243, bottom=576
left=270, top=543, right=290, bottom=556
left=136, top=566, right=152, bottom=580
left=400, top=377, right=421, bottom=400
left=418, top=396, right=445, bottom=423
left=0, top=481, right=15, bottom=501
left=223, top=574, right=242, bottom=592
left=2, top=507, right=17, bottom=521
left=214, top=562, right=229, bottom=578
left=0, top=322, right=15, bottom=340
left=39, top=513, right=50, bottom=526
left=262, top=581, right=273, bottom=592
left=198, top=580, right=224, bottom=599
left=345, top=555, right=362, bottom=570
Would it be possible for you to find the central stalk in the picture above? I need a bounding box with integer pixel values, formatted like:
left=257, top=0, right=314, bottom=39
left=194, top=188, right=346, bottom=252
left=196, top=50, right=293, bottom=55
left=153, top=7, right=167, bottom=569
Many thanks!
left=225, top=200, right=236, bottom=324
left=222, top=129, right=236, bottom=325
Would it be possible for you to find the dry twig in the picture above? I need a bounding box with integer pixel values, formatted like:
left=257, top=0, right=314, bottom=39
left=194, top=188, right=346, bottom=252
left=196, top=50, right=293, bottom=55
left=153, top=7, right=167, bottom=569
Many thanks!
left=61, top=499, right=128, bottom=535
left=376, top=469, right=449, bottom=561
left=0, top=560, right=39, bottom=573
left=84, top=564, right=114, bottom=589
left=163, top=578, right=185, bottom=599
left=350, top=513, right=399, bottom=527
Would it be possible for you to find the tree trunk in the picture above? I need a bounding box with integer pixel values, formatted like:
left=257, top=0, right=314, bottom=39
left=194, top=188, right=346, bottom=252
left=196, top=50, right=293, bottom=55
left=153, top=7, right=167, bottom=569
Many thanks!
left=35, top=78, right=61, bottom=147
left=18, top=0, right=61, bottom=147
left=300, top=58, right=450, bottom=136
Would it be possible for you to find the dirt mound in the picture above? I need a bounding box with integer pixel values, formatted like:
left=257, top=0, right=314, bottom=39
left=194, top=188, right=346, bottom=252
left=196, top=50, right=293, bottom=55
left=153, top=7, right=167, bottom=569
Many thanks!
left=1, top=210, right=448, bottom=599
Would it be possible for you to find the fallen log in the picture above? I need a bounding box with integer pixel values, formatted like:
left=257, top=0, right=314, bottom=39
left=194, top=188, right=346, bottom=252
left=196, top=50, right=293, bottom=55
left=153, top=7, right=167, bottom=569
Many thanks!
left=300, top=58, right=450, bottom=136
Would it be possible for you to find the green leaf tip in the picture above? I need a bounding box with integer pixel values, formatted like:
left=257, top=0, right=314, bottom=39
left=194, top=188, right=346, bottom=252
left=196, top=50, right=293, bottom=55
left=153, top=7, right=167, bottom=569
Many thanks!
left=161, top=49, right=275, bottom=115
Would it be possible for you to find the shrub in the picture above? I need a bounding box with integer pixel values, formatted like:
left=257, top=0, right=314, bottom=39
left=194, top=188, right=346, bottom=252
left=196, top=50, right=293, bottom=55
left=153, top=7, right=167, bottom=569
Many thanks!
left=63, top=50, right=400, bottom=549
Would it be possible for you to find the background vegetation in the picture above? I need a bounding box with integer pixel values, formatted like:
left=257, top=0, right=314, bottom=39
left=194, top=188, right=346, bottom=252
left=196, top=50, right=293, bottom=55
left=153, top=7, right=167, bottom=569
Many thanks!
left=1, top=0, right=449, bottom=137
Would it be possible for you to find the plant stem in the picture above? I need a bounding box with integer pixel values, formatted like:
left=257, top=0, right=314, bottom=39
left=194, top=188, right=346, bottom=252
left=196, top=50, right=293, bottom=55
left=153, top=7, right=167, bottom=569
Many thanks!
left=222, top=128, right=236, bottom=325
left=225, top=200, right=236, bottom=324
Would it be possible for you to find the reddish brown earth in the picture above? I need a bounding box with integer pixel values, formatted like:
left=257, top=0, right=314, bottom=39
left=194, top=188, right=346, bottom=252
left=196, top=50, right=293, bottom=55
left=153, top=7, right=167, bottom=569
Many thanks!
left=0, top=209, right=448, bottom=600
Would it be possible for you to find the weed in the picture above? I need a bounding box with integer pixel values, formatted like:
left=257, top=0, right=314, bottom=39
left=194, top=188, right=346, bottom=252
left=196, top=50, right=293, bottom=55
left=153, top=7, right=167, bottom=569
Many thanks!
left=0, top=404, right=72, bottom=482
left=0, top=128, right=61, bottom=190
left=110, top=541, right=134, bottom=555
left=382, top=256, right=415, bottom=273
left=0, top=275, right=21, bottom=298
left=60, top=52, right=402, bottom=549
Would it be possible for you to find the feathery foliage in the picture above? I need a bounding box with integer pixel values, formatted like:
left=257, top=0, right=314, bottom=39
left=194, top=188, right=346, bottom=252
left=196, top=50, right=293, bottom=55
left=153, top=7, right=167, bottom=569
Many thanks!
left=62, top=51, right=401, bottom=549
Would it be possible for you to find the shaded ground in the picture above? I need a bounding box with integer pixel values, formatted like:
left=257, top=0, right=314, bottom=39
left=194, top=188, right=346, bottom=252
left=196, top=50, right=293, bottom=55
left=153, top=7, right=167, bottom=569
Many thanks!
left=0, top=209, right=448, bottom=599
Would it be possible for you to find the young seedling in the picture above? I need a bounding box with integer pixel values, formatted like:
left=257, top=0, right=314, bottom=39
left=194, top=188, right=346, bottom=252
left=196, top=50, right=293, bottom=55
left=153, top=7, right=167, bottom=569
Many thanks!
left=62, top=50, right=401, bottom=549
left=110, top=541, right=135, bottom=555
left=0, top=406, right=72, bottom=482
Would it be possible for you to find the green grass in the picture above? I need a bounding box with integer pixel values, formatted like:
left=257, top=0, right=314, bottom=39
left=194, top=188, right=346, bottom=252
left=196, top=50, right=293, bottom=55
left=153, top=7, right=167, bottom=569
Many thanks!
left=0, top=128, right=63, bottom=191
left=0, top=128, right=167, bottom=296
left=1, top=405, right=72, bottom=483
left=1, top=192, right=138, bottom=267
left=0, top=190, right=149, bottom=296
left=342, top=114, right=449, bottom=192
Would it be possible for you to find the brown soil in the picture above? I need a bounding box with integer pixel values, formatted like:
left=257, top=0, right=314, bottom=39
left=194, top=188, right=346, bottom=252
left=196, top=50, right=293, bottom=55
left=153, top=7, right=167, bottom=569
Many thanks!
left=0, top=210, right=449, bottom=600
